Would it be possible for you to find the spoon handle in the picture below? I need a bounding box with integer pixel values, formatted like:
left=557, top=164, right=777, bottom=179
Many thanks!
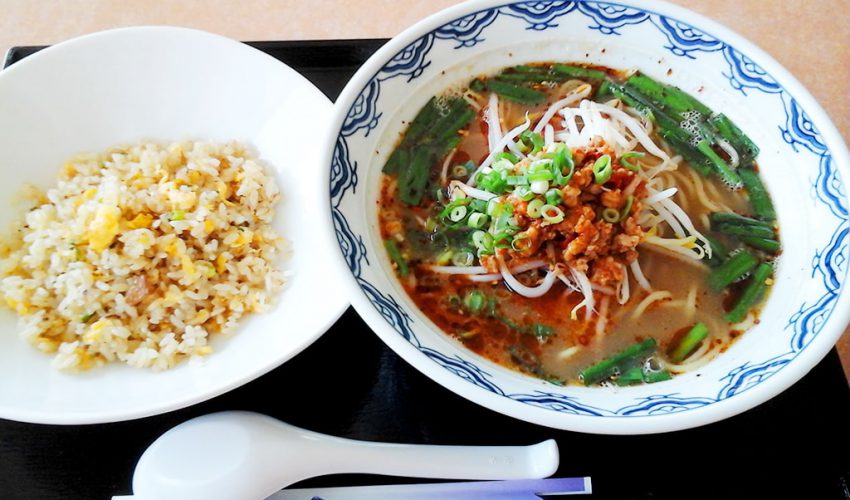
left=123, top=412, right=560, bottom=500
left=306, top=435, right=559, bottom=480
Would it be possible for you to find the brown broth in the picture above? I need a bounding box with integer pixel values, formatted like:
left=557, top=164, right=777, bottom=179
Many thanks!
left=378, top=62, right=777, bottom=385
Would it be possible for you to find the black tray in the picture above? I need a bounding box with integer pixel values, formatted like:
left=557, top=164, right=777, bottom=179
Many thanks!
left=2, top=40, right=850, bottom=500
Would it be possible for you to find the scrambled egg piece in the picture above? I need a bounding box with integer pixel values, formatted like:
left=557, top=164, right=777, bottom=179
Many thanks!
left=87, top=204, right=122, bottom=252
left=83, top=318, right=111, bottom=343
left=127, top=213, right=153, bottom=229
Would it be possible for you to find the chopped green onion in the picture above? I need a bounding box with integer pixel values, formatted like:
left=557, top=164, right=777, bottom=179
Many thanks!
left=626, top=72, right=712, bottom=117
left=392, top=96, right=473, bottom=203
left=619, top=195, right=635, bottom=221
left=513, top=186, right=535, bottom=201
left=507, top=345, right=545, bottom=377
left=643, top=369, right=673, bottom=384
left=709, top=211, right=773, bottom=229
left=80, top=312, right=96, bottom=323
left=492, top=158, right=514, bottom=171
left=467, top=212, right=489, bottom=229
left=527, top=323, right=555, bottom=337
left=495, top=151, right=520, bottom=163
left=486, top=199, right=502, bottom=216
left=463, top=289, right=486, bottom=313
left=726, top=262, right=773, bottom=323
left=434, top=100, right=476, bottom=145
left=707, top=250, right=758, bottom=292
left=435, top=248, right=453, bottom=265
left=492, top=231, right=514, bottom=248
left=70, top=242, right=83, bottom=261
left=435, top=187, right=447, bottom=204
left=469, top=199, right=487, bottom=212
left=501, top=316, right=556, bottom=338
left=696, top=139, right=743, bottom=189
left=669, top=322, right=709, bottom=362
left=472, top=230, right=494, bottom=253
left=511, top=65, right=544, bottom=73
left=506, top=175, right=528, bottom=186
left=527, top=199, right=545, bottom=218
left=708, top=113, right=759, bottom=161
left=592, top=154, right=613, bottom=184
left=396, top=96, right=453, bottom=157
left=619, top=151, right=645, bottom=172
left=739, top=236, right=781, bottom=253
left=439, top=198, right=470, bottom=219
left=712, top=221, right=775, bottom=240
left=607, top=81, right=654, bottom=117
left=579, top=338, right=657, bottom=385
left=602, top=207, right=620, bottom=223
left=615, top=366, right=645, bottom=386
left=485, top=296, right=498, bottom=317
left=710, top=212, right=775, bottom=240
left=486, top=80, right=547, bottom=104
left=540, top=204, right=565, bottom=224
left=596, top=79, right=613, bottom=99
left=202, top=263, right=216, bottom=278
left=530, top=180, right=549, bottom=194
left=447, top=294, right=461, bottom=308
left=617, top=364, right=671, bottom=385
left=471, top=230, right=486, bottom=247
left=519, top=130, right=545, bottom=155
left=469, top=78, right=485, bottom=92
left=738, top=168, right=775, bottom=221
left=170, top=210, right=186, bottom=221
left=658, top=128, right=713, bottom=177
left=449, top=205, right=468, bottom=222
left=493, top=212, right=518, bottom=233
left=451, top=161, right=474, bottom=178
left=528, top=170, right=554, bottom=182
left=384, top=239, right=409, bottom=277
left=548, top=144, right=575, bottom=186
left=383, top=145, right=409, bottom=175
left=511, top=234, right=533, bottom=252
left=398, top=146, right=431, bottom=205
left=544, top=189, right=563, bottom=205
left=551, top=64, right=607, bottom=80
left=528, top=159, right=552, bottom=174
left=498, top=65, right=569, bottom=83
left=495, top=71, right=566, bottom=84
left=704, top=235, right=728, bottom=268
left=478, top=170, right=509, bottom=193
left=452, top=250, right=474, bottom=267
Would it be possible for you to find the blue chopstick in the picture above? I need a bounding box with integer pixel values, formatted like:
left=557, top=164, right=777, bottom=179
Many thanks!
left=271, top=477, right=592, bottom=499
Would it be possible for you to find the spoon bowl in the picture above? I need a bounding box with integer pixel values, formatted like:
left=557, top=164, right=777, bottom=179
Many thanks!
left=119, top=411, right=559, bottom=500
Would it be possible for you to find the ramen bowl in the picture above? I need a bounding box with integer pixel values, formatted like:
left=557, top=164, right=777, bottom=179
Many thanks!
left=323, top=0, right=850, bottom=434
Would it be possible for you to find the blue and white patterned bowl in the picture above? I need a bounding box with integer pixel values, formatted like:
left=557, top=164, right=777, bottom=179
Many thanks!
left=322, top=0, right=850, bottom=433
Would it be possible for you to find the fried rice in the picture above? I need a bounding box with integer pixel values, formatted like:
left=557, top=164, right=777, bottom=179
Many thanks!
left=0, top=140, right=285, bottom=371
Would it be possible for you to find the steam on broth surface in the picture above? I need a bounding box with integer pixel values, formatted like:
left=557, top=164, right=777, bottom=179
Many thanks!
left=379, top=63, right=779, bottom=386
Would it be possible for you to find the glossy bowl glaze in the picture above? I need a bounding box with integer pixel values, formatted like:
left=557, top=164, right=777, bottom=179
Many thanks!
left=0, top=26, right=348, bottom=424
left=323, top=0, right=850, bottom=433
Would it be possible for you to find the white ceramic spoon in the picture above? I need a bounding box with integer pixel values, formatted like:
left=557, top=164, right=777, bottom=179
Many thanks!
left=114, top=411, right=560, bottom=500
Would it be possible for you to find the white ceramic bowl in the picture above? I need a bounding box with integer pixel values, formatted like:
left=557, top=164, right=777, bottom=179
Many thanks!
left=324, top=0, right=850, bottom=433
left=0, top=26, right=348, bottom=424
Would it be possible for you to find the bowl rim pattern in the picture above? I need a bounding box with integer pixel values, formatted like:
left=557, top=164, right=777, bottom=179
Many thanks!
left=324, top=0, right=850, bottom=433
